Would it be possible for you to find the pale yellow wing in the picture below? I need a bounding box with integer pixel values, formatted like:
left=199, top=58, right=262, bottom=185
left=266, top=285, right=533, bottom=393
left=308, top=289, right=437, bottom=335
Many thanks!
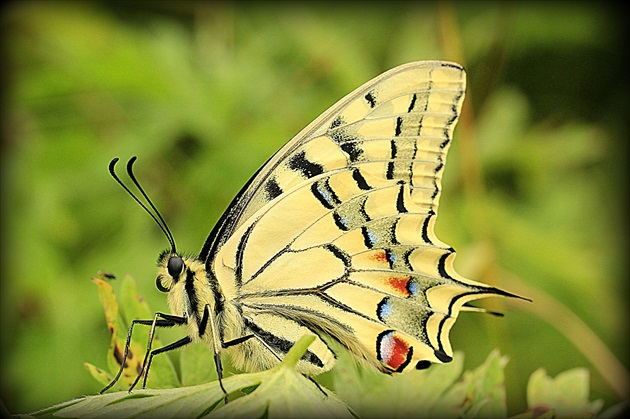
left=207, top=61, right=515, bottom=375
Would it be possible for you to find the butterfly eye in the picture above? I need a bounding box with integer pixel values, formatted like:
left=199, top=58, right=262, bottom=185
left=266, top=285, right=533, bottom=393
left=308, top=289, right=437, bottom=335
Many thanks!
left=167, top=256, right=184, bottom=279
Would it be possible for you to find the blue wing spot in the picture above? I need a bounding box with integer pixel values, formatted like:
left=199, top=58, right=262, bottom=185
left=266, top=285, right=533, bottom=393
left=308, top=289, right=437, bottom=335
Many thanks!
left=333, top=212, right=350, bottom=231
left=376, top=297, right=393, bottom=322
left=362, top=227, right=378, bottom=248
left=407, top=279, right=419, bottom=297
left=311, top=180, right=340, bottom=210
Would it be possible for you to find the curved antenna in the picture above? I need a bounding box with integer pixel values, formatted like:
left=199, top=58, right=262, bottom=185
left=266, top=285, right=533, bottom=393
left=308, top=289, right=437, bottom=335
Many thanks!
left=109, top=157, right=176, bottom=252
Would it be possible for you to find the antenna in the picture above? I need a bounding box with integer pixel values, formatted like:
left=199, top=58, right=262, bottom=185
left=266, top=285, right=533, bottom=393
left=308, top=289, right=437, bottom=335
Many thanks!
left=109, top=157, right=176, bottom=252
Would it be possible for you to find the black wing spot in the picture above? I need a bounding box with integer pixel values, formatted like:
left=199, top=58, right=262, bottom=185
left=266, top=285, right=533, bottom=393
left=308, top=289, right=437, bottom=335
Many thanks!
left=421, top=210, right=434, bottom=244
left=386, top=139, right=397, bottom=180
left=396, top=181, right=407, bottom=213
left=389, top=219, right=400, bottom=245
left=361, top=226, right=377, bottom=248
left=330, top=115, right=344, bottom=130
left=333, top=211, right=350, bottom=231
left=395, top=116, right=403, bottom=137
left=352, top=168, right=371, bottom=190
left=437, top=252, right=455, bottom=280
left=365, top=91, right=377, bottom=108
left=434, top=349, right=453, bottom=363
left=341, top=141, right=363, bottom=162
left=264, top=178, right=283, bottom=200
left=434, top=157, right=444, bottom=173
left=324, top=243, right=351, bottom=268
left=416, top=360, right=432, bottom=370
left=288, top=150, right=324, bottom=178
left=407, top=93, right=417, bottom=113
left=311, top=180, right=340, bottom=210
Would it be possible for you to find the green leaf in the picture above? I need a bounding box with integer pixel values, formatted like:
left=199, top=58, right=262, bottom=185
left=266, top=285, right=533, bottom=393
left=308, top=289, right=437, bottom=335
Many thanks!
left=83, top=362, right=113, bottom=389
left=435, top=349, right=508, bottom=418
left=90, top=275, right=180, bottom=391
left=208, top=336, right=354, bottom=419
left=179, top=340, right=219, bottom=387
left=117, top=275, right=180, bottom=389
left=32, top=337, right=353, bottom=419
left=331, top=349, right=511, bottom=418
left=333, top=348, right=466, bottom=418
left=526, top=368, right=603, bottom=417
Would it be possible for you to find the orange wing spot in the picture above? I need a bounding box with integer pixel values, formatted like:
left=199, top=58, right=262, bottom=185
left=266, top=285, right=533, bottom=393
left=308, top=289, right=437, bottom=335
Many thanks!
left=386, top=276, right=411, bottom=297
left=370, top=250, right=389, bottom=264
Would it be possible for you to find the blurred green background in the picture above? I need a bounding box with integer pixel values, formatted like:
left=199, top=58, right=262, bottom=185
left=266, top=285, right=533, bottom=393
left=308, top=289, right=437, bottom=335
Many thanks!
left=1, top=1, right=627, bottom=415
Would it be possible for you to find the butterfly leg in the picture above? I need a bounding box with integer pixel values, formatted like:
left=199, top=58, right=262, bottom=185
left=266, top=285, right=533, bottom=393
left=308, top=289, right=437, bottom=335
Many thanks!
left=99, top=312, right=186, bottom=394
left=249, top=334, right=284, bottom=362
left=201, top=304, right=257, bottom=404
left=204, top=304, right=230, bottom=403
left=135, top=335, right=192, bottom=390
left=131, top=312, right=189, bottom=391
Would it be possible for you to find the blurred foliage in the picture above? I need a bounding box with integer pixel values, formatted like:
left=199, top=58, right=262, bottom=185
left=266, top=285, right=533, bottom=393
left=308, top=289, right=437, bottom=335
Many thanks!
left=1, top=1, right=627, bottom=416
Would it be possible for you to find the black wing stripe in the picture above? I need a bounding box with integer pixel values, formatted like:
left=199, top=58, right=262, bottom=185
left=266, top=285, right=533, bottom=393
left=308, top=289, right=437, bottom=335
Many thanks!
left=243, top=317, right=325, bottom=368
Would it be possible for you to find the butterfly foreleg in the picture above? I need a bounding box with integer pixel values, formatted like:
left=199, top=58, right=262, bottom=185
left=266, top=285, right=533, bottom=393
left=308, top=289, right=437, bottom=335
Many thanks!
left=100, top=312, right=186, bottom=394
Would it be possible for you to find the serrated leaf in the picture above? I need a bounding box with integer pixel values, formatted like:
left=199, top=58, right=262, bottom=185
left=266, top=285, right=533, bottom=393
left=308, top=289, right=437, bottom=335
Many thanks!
left=91, top=277, right=132, bottom=391
left=36, top=336, right=352, bottom=419
left=36, top=379, right=238, bottom=418
left=91, top=275, right=180, bottom=391
left=527, top=368, right=603, bottom=417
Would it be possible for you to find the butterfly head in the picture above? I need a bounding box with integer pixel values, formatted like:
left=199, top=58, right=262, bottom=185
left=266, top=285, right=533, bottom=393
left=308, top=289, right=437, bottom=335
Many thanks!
left=155, top=251, right=184, bottom=292
left=155, top=251, right=205, bottom=290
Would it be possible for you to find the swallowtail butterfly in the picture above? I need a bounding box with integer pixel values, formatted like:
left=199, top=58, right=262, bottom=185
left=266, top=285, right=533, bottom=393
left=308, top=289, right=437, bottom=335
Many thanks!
left=103, top=61, right=522, bottom=395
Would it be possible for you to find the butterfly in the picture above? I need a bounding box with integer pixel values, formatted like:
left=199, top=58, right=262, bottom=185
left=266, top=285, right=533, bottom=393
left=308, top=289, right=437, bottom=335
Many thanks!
left=103, top=60, right=522, bottom=396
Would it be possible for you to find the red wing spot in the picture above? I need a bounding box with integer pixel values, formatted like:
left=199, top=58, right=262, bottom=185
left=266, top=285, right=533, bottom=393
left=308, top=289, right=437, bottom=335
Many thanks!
left=370, top=250, right=389, bottom=263
left=378, top=331, right=413, bottom=372
left=387, top=336, right=411, bottom=370
left=386, top=276, right=411, bottom=297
